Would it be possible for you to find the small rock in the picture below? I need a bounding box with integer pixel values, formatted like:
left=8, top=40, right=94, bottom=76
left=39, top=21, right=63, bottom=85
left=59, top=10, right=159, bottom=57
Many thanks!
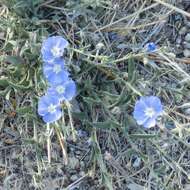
left=77, top=130, right=88, bottom=138
left=70, top=174, right=78, bottom=182
left=117, top=43, right=128, bottom=49
left=179, top=26, right=187, bottom=35
left=176, top=37, right=181, bottom=44
left=111, top=106, right=121, bottom=115
left=184, top=42, right=190, bottom=49
left=184, top=108, right=190, bottom=115
left=68, top=157, right=80, bottom=169
left=185, top=33, right=190, bottom=42
left=183, top=49, right=190, bottom=57
left=132, top=156, right=141, bottom=168
left=79, top=171, right=85, bottom=177
left=96, top=42, right=104, bottom=49
left=185, top=22, right=190, bottom=28
left=80, top=161, right=85, bottom=168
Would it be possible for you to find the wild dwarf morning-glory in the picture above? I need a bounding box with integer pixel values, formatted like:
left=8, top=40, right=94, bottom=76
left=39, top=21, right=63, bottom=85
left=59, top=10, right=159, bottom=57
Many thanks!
left=145, top=42, right=156, bottom=52
left=47, top=79, right=76, bottom=101
left=41, top=36, right=69, bottom=62
left=38, top=94, right=62, bottom=123
left=43, top=58, right=69, bottom=85
left=133, top=96, right=163, bottom=128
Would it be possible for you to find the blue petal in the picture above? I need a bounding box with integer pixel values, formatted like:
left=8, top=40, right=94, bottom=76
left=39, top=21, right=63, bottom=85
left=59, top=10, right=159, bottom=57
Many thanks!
left=41, top=36, right=68, bottom=62
left=64, top=80, right=76, bottom=100
left=42, top=51, right=53, bottom=62
left=146, top=42, right=156, bottom=52
left=53, top=58, right=65, bottom=65
left=55, top=36, right=69, bottom=49
left=43, top=60, right=69, bottom=85
left=41, top=39, right=54, bottom=59
left=47, top=87, right=63, bottom=101
left=43, top=108, right=62, bottom=123
left=143, top=117, right=156, bottom=128
left=43, top=64, right=52, bottom=78
left=47, top=87, right=57, bottom=96
left=38, top=94, right=60, bottom=116
left=133, top=99, right=148, bottom=122
left=47, top=95, right=60, bottom=106
left=38, top=95, right=51, bottom=116
left=47, top=70, right=69, bottom=85
left=43, top=58, right=65, bottom=77
left=145, top=96, right=163, bottom=114
left=38, top=101, right=47, bottom=116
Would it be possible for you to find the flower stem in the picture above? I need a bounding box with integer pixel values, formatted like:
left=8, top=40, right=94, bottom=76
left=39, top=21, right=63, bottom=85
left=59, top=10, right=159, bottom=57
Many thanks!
left=55, top=122, right=68, bottom=165
left=66, top=101, right=76, bottom=142
left=46, top=123, right=51, bottom=164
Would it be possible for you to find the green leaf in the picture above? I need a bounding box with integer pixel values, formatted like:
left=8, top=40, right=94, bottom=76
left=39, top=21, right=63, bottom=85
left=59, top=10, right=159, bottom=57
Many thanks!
left=16, top=106, right=33, bottom=115
left=92, top=119, right=120, bottom=129
left=8, top=80, right=33, bottom=90
left=83, top=97, right=101, bottom=104
left=4, top=55, right=24, bottom=65
left=129, top=134, right=158, bottom=139
left=0, top=78, right=9, bottom=87
left=128, top=58, right=136, bottom=82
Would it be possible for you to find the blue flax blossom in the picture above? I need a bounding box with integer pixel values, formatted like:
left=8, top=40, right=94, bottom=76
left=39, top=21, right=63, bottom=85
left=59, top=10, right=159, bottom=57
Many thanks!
left=38, top=94, right=62, bottom=123
left=133, top=96, right=163, bottom=128
left=41, top=36, right=69, bottom=62
left=43, top=58, right=69, bottom=85
left=145, top=42, right=156, bottom=52
left=47, top=79, right=76, bottom=101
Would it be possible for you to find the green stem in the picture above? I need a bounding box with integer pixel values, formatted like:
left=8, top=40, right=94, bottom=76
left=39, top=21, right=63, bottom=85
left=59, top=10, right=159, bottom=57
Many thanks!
left=46, top=123, right=51, bottom=163
left=66, top=101, right=76, bottom=142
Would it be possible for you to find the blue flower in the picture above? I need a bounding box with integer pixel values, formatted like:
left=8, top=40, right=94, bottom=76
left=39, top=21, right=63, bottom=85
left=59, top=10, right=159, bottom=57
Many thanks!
left=38, top=94, right=62, bottom=123
left=145, top=42, right=156, bottom=52
left=47, top=79, right=76, bottom=101
left=43, top=58, right=69, bottom=85
left=41, top=36, right=69, bottom=62
left=133, top=96, right=163, bottom=128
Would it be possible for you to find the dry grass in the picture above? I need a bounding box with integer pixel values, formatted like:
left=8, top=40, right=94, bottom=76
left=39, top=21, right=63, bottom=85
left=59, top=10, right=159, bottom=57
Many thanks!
left=1, top=0, right=190, bottom=189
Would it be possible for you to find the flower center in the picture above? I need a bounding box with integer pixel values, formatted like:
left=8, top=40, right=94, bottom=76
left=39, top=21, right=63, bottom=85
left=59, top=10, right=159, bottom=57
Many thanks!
left=47, top=104, right=56, bottom=113
left=51, top=46, right=62, bottom=57
left=53, top=64, right=62, bottom=74
left=144, top=107, right=155, bottom=118
left=56, top=86, right=65, bottom=94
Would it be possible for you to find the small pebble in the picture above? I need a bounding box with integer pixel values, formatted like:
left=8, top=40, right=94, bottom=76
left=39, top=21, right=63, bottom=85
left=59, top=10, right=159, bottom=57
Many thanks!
left=68, top=157, right=80, bottom=169
left=185, top=22, right=190, bottom=28
left=185, top=33, right=190, bottom=42
left=79, top=171, right=85, bottom=177
left=70, top=175, right=78, bottom=182
left=183, top=49, right=190, bottom=57
left=75, top=150, right=81, bottom=155
left=179, top=26, right=187, bottom=35
left=176, top=37, right=181, bottom=44
left=111, top=106, right=121, bottom=115
left=184, top=42, right=190, bottom=49
left=80, top=161, right=85, bottom=168
left=184, top=108, right=190, bottom=115
left=132, top=156, right=141, bottom=168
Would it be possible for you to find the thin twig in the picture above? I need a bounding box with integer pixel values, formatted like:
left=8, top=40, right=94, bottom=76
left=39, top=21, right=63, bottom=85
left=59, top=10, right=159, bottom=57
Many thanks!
left=46, top=123, right=51, bottom=163
left=154, top=0, right=190, bottom=18
left=55, top=123, right=68, bottom=165
left=95, top=3, right=159, bottom=32
left=66, top=173, right=89, bottom=190
left=66, top=101, right=76, bottom=142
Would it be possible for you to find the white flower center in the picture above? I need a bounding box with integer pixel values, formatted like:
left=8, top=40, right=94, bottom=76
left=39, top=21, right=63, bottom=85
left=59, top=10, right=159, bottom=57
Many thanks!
left=47, top=104, right=56, bottom=113
left=51, top=46, right=62, bottom=57
left=56, top=86, right=65, bottom=94
left=144, top=107, right=155, bottom=118
left=53, top=64, right=62, bottom=74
